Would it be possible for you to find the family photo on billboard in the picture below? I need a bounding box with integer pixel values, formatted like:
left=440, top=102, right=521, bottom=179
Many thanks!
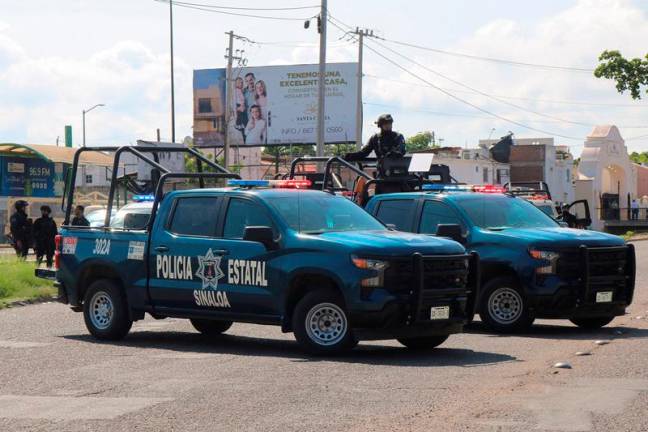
left=233, top=72, right=268, bottom=145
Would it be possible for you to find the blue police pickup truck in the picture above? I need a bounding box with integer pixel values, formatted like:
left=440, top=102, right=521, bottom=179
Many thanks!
left=38, top=154, right=478, bottom=354
left=366, top=188, right=636, bottom=332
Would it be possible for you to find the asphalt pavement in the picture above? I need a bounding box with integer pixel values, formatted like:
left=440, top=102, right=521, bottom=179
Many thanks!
left=0, top=242, right=646, bottom=431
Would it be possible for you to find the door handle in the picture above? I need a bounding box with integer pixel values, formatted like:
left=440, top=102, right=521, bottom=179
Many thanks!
left=213, top=249, right=229, bottom=255
left=155, top=246, right=170, bottom=253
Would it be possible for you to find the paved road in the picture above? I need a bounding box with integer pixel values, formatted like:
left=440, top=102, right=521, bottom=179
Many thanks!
left=0, top=243, right=646, bottom=431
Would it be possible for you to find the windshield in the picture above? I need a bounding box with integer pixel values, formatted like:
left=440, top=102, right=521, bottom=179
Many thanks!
left=110, top=204, right=153, bottom=229
left=457, top=195, right=558, bottom=230
left=267, top=193, right=386, bottom=234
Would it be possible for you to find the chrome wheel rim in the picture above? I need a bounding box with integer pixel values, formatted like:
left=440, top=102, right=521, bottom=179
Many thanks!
left=89, top=291, right=114, bottom=330
left=488, top=287, right=523, bottom=325
left=305, top=302, right=347, bottom=346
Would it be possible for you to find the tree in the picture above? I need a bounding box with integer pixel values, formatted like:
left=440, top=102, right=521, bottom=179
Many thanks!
left=630, top=151, right=648, bottom=165
left=406, top=131, right=437, bottom=152
left=594, top=50, right=648, bottom=100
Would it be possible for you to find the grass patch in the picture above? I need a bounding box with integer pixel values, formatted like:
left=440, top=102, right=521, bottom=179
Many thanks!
left=620, top=230, right=635, bottom=241
left=0, top=258, right=56, bottom=308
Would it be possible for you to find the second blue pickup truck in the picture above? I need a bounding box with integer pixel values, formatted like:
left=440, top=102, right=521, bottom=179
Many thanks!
left=366, top=189, right=635, bottom=332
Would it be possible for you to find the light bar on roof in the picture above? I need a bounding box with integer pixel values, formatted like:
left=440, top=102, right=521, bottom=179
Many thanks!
left=226, top=179, right=312, bottom=189
left=472, top=184, right=506, bottom=194
left=132, top=194, right=155, bottom=202
left=422, top=184, right=472, bottom=192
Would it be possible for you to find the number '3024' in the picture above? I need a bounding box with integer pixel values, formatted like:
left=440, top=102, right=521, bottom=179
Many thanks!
left=93, top=239, right=111, bottom=255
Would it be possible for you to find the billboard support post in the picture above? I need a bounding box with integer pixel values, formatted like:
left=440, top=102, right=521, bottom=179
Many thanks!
left=316, top=0, right=327, bottom=156
left=224, top=30, right=234, bottom=169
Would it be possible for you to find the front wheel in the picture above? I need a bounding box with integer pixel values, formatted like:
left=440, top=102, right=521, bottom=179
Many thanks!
left=190, top=319, right=233, bottom=336
left=293, top=289, right=357, bottom=355
left=83, top=279, right=132, bottom=340
left=569, top=316, right=615, bottom=329
left=479, top=277, right=534, bottom=333
left=397, top=335, right=448, bottom=350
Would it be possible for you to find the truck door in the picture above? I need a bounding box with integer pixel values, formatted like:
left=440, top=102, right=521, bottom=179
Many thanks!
left=563, top=200, right=592, bottom=229
left=214, top=196, right=278, bottom=316
left=148, top=195, right=225, bottom=312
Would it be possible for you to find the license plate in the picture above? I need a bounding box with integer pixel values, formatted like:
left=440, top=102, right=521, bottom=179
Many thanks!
left=430, top=306, right=450, bottom=320
left=596, top=291, right=613, bottom=303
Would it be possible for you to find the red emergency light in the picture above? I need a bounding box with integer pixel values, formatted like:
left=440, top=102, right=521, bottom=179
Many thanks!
left=472, top=184, right=506, bottom=194
left=271, top=179, right=313, bottom=189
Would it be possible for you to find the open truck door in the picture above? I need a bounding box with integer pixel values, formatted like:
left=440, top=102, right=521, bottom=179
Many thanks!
left=556, top=199, right=591, bottom=229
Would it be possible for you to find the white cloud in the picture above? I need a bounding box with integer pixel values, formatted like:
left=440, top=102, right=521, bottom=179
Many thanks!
left=0, top=31, right=190, bottom=146
left=357, top=0, right=648, bottom=153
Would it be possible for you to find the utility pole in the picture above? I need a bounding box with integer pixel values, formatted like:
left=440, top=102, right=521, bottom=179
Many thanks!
left=316, top=0, right=327, bottom=156
left=223, top=31, right=246, bottom=169
left=353, top=27, right=374, bottom=150
left=169, top=0, right=176, bottom=143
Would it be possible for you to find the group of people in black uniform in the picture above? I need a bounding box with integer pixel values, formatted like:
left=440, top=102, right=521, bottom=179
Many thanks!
left=9, top=201, right=89, bottom=267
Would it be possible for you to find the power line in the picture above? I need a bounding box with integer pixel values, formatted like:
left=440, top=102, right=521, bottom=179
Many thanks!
left=326, top=13, right=595, bottom=73
left=364, top=74, right=648, bottom=110
left=160, top=0, right=318, bottom=11
left=362, top=34, right=648, bottom=129
left=378, top=38, right=595, bottom=73
left=327, top=18, right=585, bottom=142
left=154, top=0, right=316, bottom=21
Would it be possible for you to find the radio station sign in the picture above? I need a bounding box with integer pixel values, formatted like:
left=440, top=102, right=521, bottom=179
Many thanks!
left=0, top=156, right=59, bottom=197
left=193, top=62, right=358, bottom=147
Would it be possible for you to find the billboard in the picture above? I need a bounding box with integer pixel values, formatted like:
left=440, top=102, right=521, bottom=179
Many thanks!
left=0, top=156, right=64, bottom=197
left=193, top=62, right=358, bottom=147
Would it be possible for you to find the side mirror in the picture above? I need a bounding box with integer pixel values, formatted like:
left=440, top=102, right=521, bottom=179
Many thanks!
left=243, top=226, right=278, bottom=251
left=436, top=224, right=464, bottom=244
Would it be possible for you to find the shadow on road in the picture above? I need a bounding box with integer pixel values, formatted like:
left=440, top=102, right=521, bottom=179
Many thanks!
left=466, top=321, right=648, bottom=341
left=62, top=331, right=517, bottom=367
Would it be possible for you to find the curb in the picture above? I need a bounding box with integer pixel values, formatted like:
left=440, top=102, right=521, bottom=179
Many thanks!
left=0, top=295, right=59, bottom=310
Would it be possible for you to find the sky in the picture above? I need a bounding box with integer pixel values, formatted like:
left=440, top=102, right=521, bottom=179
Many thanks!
left=1, top=0, right=648, bottom=157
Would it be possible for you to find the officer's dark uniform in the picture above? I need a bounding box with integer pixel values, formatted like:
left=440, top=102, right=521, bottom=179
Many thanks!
left=10, top=201, right=31, bottom=258
left=344, top=114, right=406, bottom=162
left=34, top=211, right=58, bottom=267
left=71, top=215, right=90, bottom=227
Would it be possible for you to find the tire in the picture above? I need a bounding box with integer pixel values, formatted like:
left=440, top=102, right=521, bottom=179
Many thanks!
left=83, top=279, right=132, bottom=340
left=479, top=277, right=534, bottom=333
left=397, top=335, right=448, bottom=350
left=190, top=319, right=233, bottom=336
left=570, top=316, right=615, bottom=329
left=292, top=289, right=357, bottom=355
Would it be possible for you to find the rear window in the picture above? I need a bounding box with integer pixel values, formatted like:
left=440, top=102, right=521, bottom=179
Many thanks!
left=375, top=199, right=416, bottom=231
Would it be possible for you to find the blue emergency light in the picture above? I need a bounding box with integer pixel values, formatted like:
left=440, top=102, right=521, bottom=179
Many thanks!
left=132, top=194, right=155, bottom=202
left=422, top=184, right=471, bottom=192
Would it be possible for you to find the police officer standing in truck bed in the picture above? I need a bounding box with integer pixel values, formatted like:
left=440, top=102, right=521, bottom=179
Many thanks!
left=344, top=114, right=406, bottom=162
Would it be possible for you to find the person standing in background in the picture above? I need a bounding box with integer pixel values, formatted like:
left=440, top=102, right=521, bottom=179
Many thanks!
left=33, top=205, right=57, bottom=267
left=9, top=200, right=31, bottom=258
left=71, top=205, right=90, bottom=227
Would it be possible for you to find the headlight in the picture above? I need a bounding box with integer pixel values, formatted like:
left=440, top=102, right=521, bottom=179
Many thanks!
left=351, top=256, right=388, bottom=271
left=351, top=256, right=388, bottom=288
left=529, top=249, right=560, bottom=274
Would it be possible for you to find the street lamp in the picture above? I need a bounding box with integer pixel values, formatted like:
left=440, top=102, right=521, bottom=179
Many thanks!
left=82, top=103, right=105, bottom=147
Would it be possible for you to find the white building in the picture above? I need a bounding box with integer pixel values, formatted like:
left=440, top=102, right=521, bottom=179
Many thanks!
left=576, top=125, right=638, bottom=231
left=479, top=137, right=574, bottom=203
left=416, top=147, right=510, bottom=185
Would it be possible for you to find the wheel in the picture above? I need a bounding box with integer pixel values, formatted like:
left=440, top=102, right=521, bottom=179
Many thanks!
left=293, top=289, right=357, bottom=355
left=569, top=316, right=615, bottom=329
left=83, top=279, right=132, bottom=340
left=397, top=335, right=449, bottom=350
left=479, top=277, right=534, bottom=333
left=190, top=319, right=233, bottom=336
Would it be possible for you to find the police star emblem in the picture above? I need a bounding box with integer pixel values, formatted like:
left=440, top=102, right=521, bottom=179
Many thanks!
left=195, top=248, right=225, bottom=289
